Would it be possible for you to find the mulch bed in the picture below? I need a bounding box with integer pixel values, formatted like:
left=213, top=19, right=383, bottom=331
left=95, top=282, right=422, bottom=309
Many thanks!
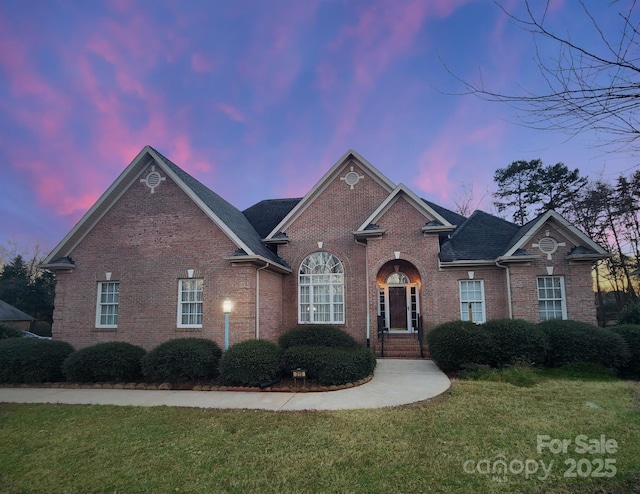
left=1, top=375, right=373, bottom=393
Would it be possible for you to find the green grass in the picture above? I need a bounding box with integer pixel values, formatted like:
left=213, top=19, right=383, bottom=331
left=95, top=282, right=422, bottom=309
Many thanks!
left=0, top=378, right=639, bottom=493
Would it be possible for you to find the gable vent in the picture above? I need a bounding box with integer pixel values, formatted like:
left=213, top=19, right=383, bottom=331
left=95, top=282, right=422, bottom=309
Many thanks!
left=537, top=237, right=558, bottom=254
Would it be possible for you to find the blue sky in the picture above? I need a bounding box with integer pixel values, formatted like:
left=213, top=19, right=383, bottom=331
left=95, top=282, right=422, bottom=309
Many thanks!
left=0, top=0, right=636, bottom=255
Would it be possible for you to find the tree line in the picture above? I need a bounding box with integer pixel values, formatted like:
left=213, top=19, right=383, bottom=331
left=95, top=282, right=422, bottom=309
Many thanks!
left=0, top=252, right=55, bottom=327
left=492, top=159, right=640, bottom=317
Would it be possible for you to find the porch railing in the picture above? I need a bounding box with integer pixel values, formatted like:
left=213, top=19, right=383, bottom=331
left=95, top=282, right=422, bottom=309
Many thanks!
left=417, top=315, right=425, bottom=359
left=377, top=315, right=388, bottom=358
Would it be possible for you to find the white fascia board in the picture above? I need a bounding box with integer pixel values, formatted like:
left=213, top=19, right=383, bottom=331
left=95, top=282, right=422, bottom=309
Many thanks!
left=503, top=210, right=607, bottom=258
left=356, top=184, right=450, bottom=232
left=265, top=150, right=396, bottom=240
left=146, top=148, right=256, bottom=257
left=43, top=146, right=155, bottom=264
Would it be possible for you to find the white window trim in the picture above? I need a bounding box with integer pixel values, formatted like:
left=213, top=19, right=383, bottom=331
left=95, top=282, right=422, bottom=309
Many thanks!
left=177, top=278, right=204, bottom=328
left=95, top=281, right=119, bottom=329
left=298, top=252, right=345, bottom=324
left=459, top=279, right=486, bottom=324
left=537, top=276, right=567, bottom=321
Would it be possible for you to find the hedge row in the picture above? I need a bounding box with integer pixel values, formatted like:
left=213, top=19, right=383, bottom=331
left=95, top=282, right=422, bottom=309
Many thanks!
left=0, top=339, right=74, bottom=383
left=426, top=318, right=633, bottom=375
left=0, top=326, right=376, bottom=386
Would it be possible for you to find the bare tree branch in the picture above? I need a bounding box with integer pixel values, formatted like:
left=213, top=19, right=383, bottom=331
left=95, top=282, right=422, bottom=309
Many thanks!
left=458, top=0, right=640, bottom=152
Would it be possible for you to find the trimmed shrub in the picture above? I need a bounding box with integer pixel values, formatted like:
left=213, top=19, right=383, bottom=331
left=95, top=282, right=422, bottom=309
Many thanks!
left=0, top=323, right=23, bottom=339
left=0, top=338, right=74, bottom=383
left=610, top=325, right=640, bottom=378
left=426, top=320, right=491, bottom=373
left=141, top=338, right=222, bottom=383
left=283, top=345, right=376, bottom=386
left=482, top=319, right=547, bottom=367
left=278, top=325, right=359, bottom=350
left=219, top=339, right=282, bottom=387
left=538, top=320, right=630, bottom=370
left=63, top=342, right=146, bottom=383
left=617, top=301, right=640, bottom=325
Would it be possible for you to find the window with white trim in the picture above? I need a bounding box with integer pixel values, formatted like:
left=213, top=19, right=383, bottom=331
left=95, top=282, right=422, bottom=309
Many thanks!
left=459, top=280, right=486, bottom=323
left=96, top=281, right=119, bottom=328
left=537, top=276, right=567, bottom=321
left=299, top=252, right=344, bottom=323
left=178, top=279, right=203, bottom=327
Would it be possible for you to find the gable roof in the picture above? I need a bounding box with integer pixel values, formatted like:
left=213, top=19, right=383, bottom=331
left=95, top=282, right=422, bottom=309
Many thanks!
left=439, top=210, right=521, bottom=262
left=265, top=150, right=396, bottom=239
left=0, top=299, right=34, bottom=322
left=440, top=208, right=608, bottom=264
left=501, top=210, right=607, bottom=258
left=43, top=146, right=290, bottom=272
left=356, top=184, right=454, bottom=232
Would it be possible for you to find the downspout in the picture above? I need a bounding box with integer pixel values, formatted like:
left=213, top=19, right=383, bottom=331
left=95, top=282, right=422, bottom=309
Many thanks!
left=256, top=262, right=270, bottom=339
left=355, top=238, right=370, bottom=347
left=495, top=260, right=513, bottom=319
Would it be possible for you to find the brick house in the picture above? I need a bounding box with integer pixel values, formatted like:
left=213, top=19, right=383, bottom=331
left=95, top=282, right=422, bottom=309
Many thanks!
left=41, top=146, right=607, bottom=356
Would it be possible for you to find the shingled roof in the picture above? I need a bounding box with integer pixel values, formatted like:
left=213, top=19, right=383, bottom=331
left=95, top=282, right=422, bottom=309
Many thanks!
left=150, top=148, right=290, bottom=269
left=0, top=300, right=34, bottom=322
left=422, top=199, right=466, bottom=226
left=243, top=198, right=302, bottom=239
left=439, top=210, right=521, bottom=262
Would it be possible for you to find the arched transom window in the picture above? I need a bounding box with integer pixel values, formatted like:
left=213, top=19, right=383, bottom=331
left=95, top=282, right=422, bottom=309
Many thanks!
left=299, top=252, right=344, bottom=323
left=386, top=272, right=409, bottom=285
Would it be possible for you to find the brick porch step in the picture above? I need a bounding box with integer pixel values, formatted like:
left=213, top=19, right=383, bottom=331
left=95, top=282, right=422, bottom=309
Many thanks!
left=375, top=334, right=427, bottom=359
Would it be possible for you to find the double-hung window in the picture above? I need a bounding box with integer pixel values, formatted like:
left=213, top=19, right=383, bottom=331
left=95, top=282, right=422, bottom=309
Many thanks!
left=178, top=279, right=203, bottom=328
left=537, top=276, right=566, bottom=321
left=459, top=280, right=486, bottom=323
left=96, top=281, right=119, bottom=328
left=299, top=252, right=344, bottom=324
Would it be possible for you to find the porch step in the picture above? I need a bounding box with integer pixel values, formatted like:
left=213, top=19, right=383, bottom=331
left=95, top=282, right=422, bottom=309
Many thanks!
left=375, top=334, right=427, bottom=359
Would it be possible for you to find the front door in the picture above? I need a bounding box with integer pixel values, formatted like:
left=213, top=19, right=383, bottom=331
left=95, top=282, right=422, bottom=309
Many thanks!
left=389, top=286, right=408, bottom=330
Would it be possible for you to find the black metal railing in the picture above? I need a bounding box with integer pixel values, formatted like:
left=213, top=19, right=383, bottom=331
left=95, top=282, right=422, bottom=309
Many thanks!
left=417, top=315, right=425, bottom=359
left=377, top=315, right=388, bottom=358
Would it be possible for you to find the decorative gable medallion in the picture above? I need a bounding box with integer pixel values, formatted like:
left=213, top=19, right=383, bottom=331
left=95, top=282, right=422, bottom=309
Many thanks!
left=140, top=165, right=166, bottom=193
left=340, top=166, right=364, bottom=189
left=533, top=234, right=566, bottom=260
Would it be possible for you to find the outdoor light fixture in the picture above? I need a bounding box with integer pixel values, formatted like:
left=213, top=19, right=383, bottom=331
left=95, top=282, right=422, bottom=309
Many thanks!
left=223, top=298, right=232, bottom=350
left=292, top=368, right=306, bottom=386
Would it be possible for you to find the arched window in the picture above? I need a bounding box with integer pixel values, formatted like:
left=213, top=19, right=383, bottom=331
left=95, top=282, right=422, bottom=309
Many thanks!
left=386, top=272, right=409, bottom=285
left=299, top=252, right=344, bottom=323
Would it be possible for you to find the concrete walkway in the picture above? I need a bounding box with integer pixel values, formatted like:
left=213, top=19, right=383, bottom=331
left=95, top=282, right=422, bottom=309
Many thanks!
left=0, top=359, right=450, bottom=411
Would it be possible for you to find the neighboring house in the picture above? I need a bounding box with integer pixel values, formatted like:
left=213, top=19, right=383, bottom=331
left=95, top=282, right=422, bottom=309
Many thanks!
left=0, top=299, right=34, bottom=331
left=41, top=146, right=607, bottom=356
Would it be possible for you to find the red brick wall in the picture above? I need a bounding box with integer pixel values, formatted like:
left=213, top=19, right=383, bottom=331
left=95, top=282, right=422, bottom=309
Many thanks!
left=508, top=220, right=597, bottom=324
left=53, top=166, right=261, bottom=350
left=278, top=160, right=392, bottom=344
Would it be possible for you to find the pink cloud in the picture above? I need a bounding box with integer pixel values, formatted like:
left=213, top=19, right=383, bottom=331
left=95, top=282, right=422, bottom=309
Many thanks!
left=413, top=100, right=507, bottom=202
left=216, top=103, right=245, bottom=123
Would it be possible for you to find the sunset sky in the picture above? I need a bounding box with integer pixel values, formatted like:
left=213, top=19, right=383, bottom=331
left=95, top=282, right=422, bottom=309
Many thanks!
left=1, top=0, right=637, bottom=256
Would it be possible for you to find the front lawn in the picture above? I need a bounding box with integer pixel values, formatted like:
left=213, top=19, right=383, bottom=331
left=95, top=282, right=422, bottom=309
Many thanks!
left=0, top=377, right=638, bottom=493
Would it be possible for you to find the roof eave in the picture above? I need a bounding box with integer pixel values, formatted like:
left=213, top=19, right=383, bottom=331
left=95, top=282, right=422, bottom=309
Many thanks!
left=422, top=225, right=456, bottom=234
left=496, top=255, right=540, bottom=264
left=353, top=229, right=386, bottom=240
left=567, top=253, right=609, bottom=263
left=439, top=259, right=497, bottom=268
left=38, top=261, right=76, bottom=272
left=223, top=255, right=292, bottom=274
